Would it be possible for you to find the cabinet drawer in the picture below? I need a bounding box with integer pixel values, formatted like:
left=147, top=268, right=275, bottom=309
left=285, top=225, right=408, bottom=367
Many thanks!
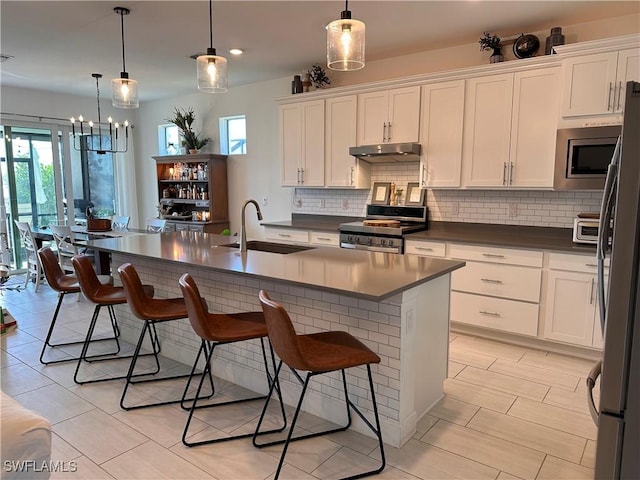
left=310, top=231, right=339, bottom=247
left=451, top=291, right=539, bottom=337
left=264, top=227, right=309, bottom=244
left=405, top=240, right=446, bottom=258
left=451, top=261, right=541, bottom=303
left=175, top=223, right=190, bottom=231
left=548, top=252, right=608, bottom=273
left=189, top=224, right=204, bottom=233
left=449, top=243, right=542, bottom=267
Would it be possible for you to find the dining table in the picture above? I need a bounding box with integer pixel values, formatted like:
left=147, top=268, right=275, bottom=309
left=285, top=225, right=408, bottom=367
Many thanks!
left=31, top=225, right=147, bottom=275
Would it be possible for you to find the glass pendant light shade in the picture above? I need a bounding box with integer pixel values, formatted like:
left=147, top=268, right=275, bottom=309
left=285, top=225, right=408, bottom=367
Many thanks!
left=197, top=47, right=228, bottom=92
left=112, top=73, right=139, bottom=108
left=326, top=9, right=365, bottom=71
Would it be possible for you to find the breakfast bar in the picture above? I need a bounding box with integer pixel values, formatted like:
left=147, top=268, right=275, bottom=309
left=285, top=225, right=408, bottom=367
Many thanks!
left=87, top=231, right=465, bottom=447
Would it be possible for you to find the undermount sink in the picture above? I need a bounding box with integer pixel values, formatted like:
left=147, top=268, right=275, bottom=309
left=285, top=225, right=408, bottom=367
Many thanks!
left=222, top=240, right=315, bottom=254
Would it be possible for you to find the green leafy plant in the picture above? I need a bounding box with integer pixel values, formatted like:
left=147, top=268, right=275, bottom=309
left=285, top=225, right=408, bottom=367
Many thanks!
left=308, top=65, right=330, bottom=89
left=479, top=32, right=502, bottom=51
left=166, top=107, right=209, bottom=150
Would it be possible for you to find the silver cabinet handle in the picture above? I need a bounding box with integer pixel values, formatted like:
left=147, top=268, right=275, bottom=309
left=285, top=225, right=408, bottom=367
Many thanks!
left=503, top=162, right=507, bottom=186
left=617, top=81, right=623, bottom=111
left=278, top=233, right=291, bottom=238
left=590, top=278, right=595, bottom=305
left=350, top=166, right=355, bottom=185
left=480, top=310, right=501, bottom=317
left=316, top=237, right=331, bottom=241
left=510, top=162, right=514, bottom=185
left=382, top=122, right=387, bottom=143
left=387, top=122, right=392, bottom=142
left=585, top=263, right=598, bottom=268
left=421, top=164, right=427, bottom=187
left=415, top=246, right=434, bottom=251
left=300, top=168, right=305, bottom=184
left=482, top=253, right=505, bottom=259
left=297, top=168, right=301, bottom=184
left=608, top=82, right=615, bottom=111
left=481, top=278, right=503, bottom=284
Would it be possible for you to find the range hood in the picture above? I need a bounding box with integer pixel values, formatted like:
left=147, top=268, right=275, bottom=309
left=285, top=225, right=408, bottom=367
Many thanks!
left=349, top=143, right=421, bottom=163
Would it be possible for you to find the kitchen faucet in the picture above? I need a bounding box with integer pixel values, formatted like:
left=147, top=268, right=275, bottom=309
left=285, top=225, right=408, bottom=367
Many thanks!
left=240, top=199, right=263, bottom=252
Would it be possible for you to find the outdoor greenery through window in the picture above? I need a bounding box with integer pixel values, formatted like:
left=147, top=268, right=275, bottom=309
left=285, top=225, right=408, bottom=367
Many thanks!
left=219, top=115, right=247, bottom=155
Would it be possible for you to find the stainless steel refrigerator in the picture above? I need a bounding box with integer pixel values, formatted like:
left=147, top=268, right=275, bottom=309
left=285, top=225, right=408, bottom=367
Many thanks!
left=588, top=80, right=640, bottom=479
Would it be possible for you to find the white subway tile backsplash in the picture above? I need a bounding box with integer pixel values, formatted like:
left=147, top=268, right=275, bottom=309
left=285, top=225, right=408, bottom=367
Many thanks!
left=291, top=162, right=602, bottom=227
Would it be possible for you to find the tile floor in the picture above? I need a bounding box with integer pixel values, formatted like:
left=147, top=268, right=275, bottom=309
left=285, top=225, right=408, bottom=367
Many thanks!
left=1, top=280, right=599, bottom=480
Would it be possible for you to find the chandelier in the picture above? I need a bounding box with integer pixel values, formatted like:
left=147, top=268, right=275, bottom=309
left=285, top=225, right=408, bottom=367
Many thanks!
left=326, top=0, right=365, bottom=71
left=196, top=0, right=228, bottom=92
left=112, top=7, right=139, bottom=108
left=71, top=74, right=129, bottom=155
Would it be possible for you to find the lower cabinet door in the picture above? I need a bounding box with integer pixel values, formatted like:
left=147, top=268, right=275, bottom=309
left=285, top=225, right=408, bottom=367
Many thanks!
left=450, top=291, right=539, bottom=337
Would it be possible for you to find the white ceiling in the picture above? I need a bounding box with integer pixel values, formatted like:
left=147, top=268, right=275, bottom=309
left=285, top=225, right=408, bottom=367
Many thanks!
left=1, top=1, right=638, bottom=102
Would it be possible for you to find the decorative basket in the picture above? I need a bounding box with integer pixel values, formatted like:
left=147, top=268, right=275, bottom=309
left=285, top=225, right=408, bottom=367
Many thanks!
left=87, top=218, right=112, bottom=232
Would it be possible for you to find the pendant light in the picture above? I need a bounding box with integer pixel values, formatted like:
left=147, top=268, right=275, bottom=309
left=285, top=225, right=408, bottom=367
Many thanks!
left=112, top=7, right=139, bottom=108
left=72, top=74, right=129, bottom=155
left=326, top=0, right=365, bottom=71
left=196, top=0, right=228, bottom=92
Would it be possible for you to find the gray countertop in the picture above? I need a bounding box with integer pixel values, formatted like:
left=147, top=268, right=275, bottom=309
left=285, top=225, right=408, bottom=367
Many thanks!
left=90, top=232, right=464, bottom=301
left=262, top=215, right=596, bottom=254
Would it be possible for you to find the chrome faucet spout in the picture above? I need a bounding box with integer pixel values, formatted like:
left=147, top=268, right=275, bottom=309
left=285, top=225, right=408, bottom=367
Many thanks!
left=240, top=199, right=263, bottom=252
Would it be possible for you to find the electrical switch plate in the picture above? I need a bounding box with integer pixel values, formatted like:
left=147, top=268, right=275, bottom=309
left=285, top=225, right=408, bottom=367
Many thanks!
left=295, top=198, right=302, bottom=207
left=509, top=203, right=518, bottom=217
left=342, top=199, right=349, bottom=210
left=319, top=199, right=325, bottom=208
left=451, top=202, right=459, bottom=216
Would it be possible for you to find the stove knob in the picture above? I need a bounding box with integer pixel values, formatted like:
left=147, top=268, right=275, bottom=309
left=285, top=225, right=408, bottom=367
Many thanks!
left=368, top=237, right=374, bottom=245
left=380, top=238, right=386, bottom=246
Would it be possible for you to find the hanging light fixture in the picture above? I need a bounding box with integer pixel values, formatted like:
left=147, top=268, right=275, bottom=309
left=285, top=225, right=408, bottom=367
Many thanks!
left=71, top=74, right=129, bottom=155
left=196, top=0, right=228, bottom=92
left=326, top=0, right=365, bottom=71
left=112, top=7, right=139, bottom=108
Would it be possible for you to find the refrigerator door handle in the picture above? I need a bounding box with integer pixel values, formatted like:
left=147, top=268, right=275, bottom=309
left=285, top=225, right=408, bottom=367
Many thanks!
left=587, top=360, right=602, bottom=425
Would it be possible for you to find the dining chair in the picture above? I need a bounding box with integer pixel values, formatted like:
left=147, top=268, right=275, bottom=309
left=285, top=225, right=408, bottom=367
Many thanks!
left=112, top=216, right=130, bottom=230
left=146, top=219, right=166, bottom=233
left=49, top=225, right=79, bottom=273
left=14, top=221, right=43, bottom=292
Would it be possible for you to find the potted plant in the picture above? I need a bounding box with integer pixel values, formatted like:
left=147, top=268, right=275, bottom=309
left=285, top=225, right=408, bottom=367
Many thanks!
left=166, top=107, right=209, bottom=153
left=479, top=32, right=504, bottom=63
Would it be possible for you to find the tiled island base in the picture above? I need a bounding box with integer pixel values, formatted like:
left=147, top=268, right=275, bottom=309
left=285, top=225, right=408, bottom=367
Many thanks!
left=110, top=253, right=451, bottom=448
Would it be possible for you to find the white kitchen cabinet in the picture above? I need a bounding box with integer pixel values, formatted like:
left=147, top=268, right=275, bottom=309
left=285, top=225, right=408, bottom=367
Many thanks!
left=325, top=95, right=371, bottom=188
left=462, top=67, right=560, bottom=188
left=357, top=86, right=420, bottom=145
left=543, top=252, right=607, bottom=348
left=280, top=100, right=325, bottom=186
left=404, top=239, right=447, bottom=258
left=263, top=227, right=309, bottom=244
left=419, top=80, right=465, bottom=188
left=310, top=231, right=340, bottom=248
left=561, top=48, right=640, bottom=117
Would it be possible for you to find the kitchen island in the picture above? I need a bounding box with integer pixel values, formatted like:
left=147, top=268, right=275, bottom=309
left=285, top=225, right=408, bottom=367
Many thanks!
left=87, top=231, right=465, bottom=447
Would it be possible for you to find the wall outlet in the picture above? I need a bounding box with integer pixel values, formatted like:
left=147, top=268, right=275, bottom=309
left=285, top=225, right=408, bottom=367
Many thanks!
left=319, top=199, right=325, bottom=208
left=451, top=202, right=459, bottom=216
left=295, top=198, right=302, bottom=207
left=262, top=196, right=268, bottom=207
left=509, top=203, right=518, bottom=217
left=342, top=199, right=349, bottom=210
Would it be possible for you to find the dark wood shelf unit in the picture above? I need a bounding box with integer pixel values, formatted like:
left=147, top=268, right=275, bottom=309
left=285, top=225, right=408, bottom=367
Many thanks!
left=153, top=154, right=229, bottom=234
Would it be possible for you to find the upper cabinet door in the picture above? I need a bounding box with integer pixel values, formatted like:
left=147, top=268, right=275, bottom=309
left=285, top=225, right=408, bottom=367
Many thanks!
left=300, top=100, right=325, bottom=187
left=387, top=86, right=421, bottom=144
left=357, top=90, right=389, bottom=145
left=280, top=103, right=303, bottom=186
left=419, top=80, right=465, bottom=188
left=462, top=73, right=514, bottom=187
left=615, top=49, right=640, bottom=111
left=561, top=52, right=620, bottom=117
left=356, top=86, right=420, bottom=145
left=509, top=67, right=561, bottom=188
left=326, top=95, right=361, bottom=187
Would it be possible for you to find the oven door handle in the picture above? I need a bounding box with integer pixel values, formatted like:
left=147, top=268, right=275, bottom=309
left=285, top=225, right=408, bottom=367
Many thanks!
left=367, top=245, right=400, bottom=253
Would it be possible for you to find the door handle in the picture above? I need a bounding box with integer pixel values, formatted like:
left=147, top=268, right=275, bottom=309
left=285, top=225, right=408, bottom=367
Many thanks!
left=481, top=278, right=503, bottom=284
left=300, top=168, right=305, bottom=184
left=503, top=162, right=507, bottom=186
left=510, top=162, right=514, bottom=185
left=608, top=82, right=614, bottom=111
left=350, top=166, right=355, bottom=185
left=382, top=122, right=387, bottom=143
left=482, top=253, right=505, bottom=259
left=479, top=310, right=501, bottom=317
left=387, top=122, right=392, bottom=142
left=617, top=81, right=623, bottom=111
left=590, top=277, right=595, bottom=305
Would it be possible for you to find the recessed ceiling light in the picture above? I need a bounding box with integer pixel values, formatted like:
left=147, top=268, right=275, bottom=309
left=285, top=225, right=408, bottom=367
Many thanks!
left=229, top=48, right=244, bottom=56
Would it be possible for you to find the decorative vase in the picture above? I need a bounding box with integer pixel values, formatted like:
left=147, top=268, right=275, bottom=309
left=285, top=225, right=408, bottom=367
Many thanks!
left=490, top=47, right=504, bottom=63
left=188, top=149, right=200, bottom=155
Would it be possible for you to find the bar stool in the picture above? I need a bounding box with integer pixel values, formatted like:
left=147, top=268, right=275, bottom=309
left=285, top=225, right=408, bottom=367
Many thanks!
left=118, top=263, right=206, bottom=411
left=255, top=290, right=386, bottom=480
left=72, top=255, right=156, bottom=385
left=177, top=273, right=286, bottom=447
left=37, top=247, right=116, bottom=365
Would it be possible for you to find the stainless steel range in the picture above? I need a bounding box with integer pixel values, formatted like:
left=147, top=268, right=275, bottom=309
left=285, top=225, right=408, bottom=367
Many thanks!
left=339, top=205, right=428, bottom=254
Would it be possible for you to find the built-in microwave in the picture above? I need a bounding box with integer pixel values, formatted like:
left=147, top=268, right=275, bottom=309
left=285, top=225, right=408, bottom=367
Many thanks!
left=554, top=125, right=621, bottom=190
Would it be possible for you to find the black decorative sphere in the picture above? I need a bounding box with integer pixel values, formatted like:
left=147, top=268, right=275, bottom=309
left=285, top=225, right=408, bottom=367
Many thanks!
left=513, top=34, right=540, bottom=59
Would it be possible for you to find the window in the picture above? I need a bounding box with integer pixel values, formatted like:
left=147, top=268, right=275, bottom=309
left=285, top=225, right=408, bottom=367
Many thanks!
left=219, top=115, right=246, bottom=155
left=158, top=123, right=181, bottom=155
